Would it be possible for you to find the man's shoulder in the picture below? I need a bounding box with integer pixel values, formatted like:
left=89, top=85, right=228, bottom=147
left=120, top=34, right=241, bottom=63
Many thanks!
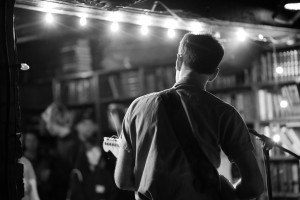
left=131, top=91, right=164, bottom=107
left=202, top=91, right=235, bottom=111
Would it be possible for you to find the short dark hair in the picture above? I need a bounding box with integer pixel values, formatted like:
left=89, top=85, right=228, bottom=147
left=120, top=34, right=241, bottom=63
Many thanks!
left=178, top=33, right=224, bottom=74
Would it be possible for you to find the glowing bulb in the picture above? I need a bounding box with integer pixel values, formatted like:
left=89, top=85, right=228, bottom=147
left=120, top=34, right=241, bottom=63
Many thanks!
left=236, top=29, right=247, bottom=42
left=272, top=134, right=280, bottom=143
left=79, top=17, right=87, bottom=26
left=20, top=63, right=30, bottom=71
left=275, top=66, right=284, bottom=74
left=284, top=3, right=300, bottom=10
left=258, top=34, right=264, bottom=40
left=214, top=32, right=221, bottom=39
left=110, top=22, right=119, bottom=32
left=45, top=13, right=54, bottom=23
left=167, top=29, right=176, bottom=38
left=280, top=100, right=288, bottom=108
left=140, top=26, right=149, bottom=35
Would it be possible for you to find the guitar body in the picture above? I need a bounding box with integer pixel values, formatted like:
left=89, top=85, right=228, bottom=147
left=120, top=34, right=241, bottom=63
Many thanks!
left=103, top=137, right=240, bottom=200
left=219, top=175, right=240, bottom=200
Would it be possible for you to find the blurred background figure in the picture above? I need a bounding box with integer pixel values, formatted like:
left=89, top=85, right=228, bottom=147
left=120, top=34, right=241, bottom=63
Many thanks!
left=23, top=131, right=40, bottom=168
left=41, top=102, right=81, bottom=200
left=22, top=131, right=52, bottom=200
left=68, top=113, right=117, bottom=200
left=75, top=110, right=99, bottom=144
left=19, top=156, right=40, bottom=200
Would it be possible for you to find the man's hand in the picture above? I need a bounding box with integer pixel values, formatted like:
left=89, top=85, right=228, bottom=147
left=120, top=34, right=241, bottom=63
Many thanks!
left=219, top=175, right=239, bottom=200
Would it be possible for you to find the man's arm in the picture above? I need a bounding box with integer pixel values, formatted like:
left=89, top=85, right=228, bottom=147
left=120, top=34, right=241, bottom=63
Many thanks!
left=232, top=150, right=264, bottom=199
left=114, top=138, right=135, bottom=191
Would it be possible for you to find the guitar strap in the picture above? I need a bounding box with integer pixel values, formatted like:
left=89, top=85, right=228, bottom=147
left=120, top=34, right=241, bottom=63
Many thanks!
left=160, top=87, right=221, bottom=197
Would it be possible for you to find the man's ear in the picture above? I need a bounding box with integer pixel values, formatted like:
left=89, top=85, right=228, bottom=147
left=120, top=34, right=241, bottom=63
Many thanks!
left=175, top=54, right=183, bottom=71
left=208, top=68, right=219, bottom=82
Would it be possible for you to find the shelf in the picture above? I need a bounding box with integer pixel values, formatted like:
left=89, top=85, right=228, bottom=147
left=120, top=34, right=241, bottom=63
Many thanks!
left=269, top=156, right=299, bottom=162
left=256, top=78, right=300, bottom=88
left=273, top=192, right=300, bottom=198
left=259, top=116, right=300, bottom=125
left=65, top=102, right=95, bottom=108
left=99, top=97, right=136, bottom=104
left=207, top=84, right=252, bottom=93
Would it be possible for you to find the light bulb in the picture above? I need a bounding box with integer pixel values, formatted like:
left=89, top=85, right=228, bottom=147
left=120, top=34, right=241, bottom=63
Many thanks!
left=280, top=100, right=288, bottom=108
left=258, top=34, right=264, bottom=40
left=167, top=29, right=176, bottom=38
left=272, top=134, right=280, bottom=143
left=45, top=13, right=54, bottom=24
left=275, top=66, right=284, bottom=74
left=79, top=17, right=87, bottom=26
left=236, top=29, right=247, bottom=42
left=140, top=26, right=149, bottom=35
left=284, top=3, right=300, bottom=10
left=111, top=22, right=119, bottom=32
left=214, top=32, right=221, bottom=39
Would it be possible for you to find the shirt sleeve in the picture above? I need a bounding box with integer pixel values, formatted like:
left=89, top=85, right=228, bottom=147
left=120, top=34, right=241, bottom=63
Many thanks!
left=119, top=103, right=133, bottom=153
left=220, top=107, right=254, bottom=162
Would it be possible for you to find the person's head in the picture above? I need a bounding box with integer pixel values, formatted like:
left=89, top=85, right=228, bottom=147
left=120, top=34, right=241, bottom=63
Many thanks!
left=75, top=110, right=99, bottom=142
left=22, top=131, right=39, bottom=152
left=176, top=33, right=224, bottom=81
left=41, top=102, right=74, bottom=138
left=86, top=145, right=102, bottom=167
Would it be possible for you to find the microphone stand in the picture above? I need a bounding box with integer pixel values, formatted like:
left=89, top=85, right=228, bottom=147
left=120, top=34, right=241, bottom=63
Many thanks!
left=249, top=129, right=300, bottom=200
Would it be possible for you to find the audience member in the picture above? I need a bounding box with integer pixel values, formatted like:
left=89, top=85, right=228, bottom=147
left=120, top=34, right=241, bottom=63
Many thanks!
left=68, top=126, right=117, bottom=200
left=19, top=156, right=40, bottom=200
left=41, top=102, right=81, bottom=200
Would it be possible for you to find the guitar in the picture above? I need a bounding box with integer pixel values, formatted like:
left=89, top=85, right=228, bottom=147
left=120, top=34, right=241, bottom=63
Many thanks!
left=103, top=136, right=240, bottom=200
left=103, top=136, right=120, bottom=158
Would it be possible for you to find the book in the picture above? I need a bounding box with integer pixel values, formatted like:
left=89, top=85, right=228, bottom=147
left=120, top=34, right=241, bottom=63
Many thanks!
left=291, top=163, right=299, bottom=193
left=108, top=75, right=121, bottom=99
left=258, top=90, right=267, bottom=120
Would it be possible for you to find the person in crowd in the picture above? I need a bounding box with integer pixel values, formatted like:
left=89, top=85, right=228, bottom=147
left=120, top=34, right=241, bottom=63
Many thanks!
left=19, top=156, right=40, bottom=200
left=22, top=131, right=53, bottom=200
left=69, top=115, right=117, bottom=200
left=113, top=33, right=264, bottom=200
left=23, top=131, right=40, bottom=168
left=68, top=138, right=118, bottom=200
left=41, top=102, right=81, bottom=200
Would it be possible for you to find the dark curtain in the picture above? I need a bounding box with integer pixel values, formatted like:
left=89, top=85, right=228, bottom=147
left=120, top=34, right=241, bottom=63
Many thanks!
left=0, top=0, right=23, bottom=200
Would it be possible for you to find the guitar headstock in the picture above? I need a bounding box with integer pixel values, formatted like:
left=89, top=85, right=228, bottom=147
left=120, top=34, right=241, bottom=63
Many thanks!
left=103, top=137, right=120, bottom=157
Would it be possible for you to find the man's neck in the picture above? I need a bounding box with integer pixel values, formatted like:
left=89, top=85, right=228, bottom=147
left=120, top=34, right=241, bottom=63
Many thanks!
left=177, top=71, right=208, bottom=90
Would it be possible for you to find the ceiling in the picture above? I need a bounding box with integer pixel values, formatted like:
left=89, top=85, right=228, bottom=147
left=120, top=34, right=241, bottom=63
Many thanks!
left=15, top=0, right=300, bottom=28
left=14, top=0, right=300, bottom=77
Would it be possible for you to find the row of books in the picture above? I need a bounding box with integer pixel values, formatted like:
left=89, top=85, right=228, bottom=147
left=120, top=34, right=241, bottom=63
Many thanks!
left=60, top=39, right=92, bottom=73
left=102, top=66, right=175, bottom=100
left=207, top=68, right=252, bottom=89
left=258, top=84, right=300, bottom=120
left=58, top=78, right=94, bottom=104
left=254, top=49, right=300, bottom=83
left=215, top=92, right=255, bottom=122
left=261, top=125, right=300, bottom=156
left=260, top=125, right=300, bottom=194
left=103, top=70, right=141, bottom=99
left=270, top=162, right=299, bottom=194
left=144, top=66, right=175, bottom=93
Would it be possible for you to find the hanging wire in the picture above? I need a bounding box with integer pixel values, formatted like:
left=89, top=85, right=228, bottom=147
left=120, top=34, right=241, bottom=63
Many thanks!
left=151, top=1, right=184, bottom=22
